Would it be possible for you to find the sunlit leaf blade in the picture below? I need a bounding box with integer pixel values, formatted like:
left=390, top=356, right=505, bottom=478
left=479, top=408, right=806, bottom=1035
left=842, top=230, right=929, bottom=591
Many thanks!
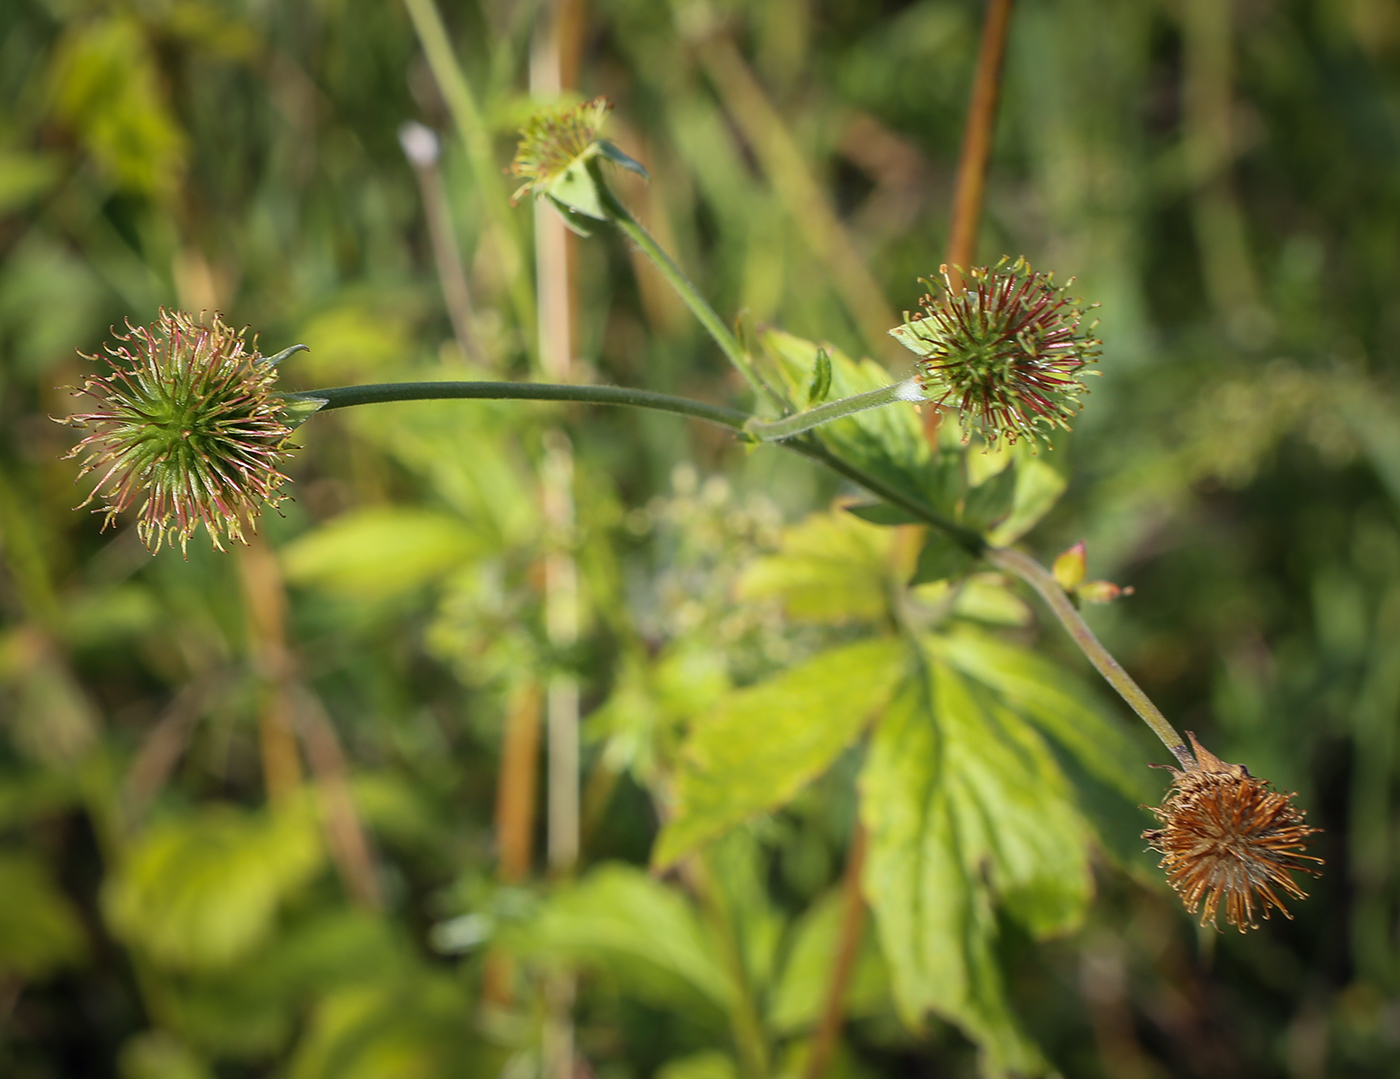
left=931, top=628, right=1153, bottom=801
left=860, top=675, right=1047, bottom=1077
left=654, top=638, right=908, bottom=867
left=512, top=864, right=734, bottom=1021
left=738, top=510, right=901, bottom=624
left=279, top=507, right=484, bottom=599
left=860, top=643, right=1100, bottom=1076
left=103, top=801, right=324, bottom=971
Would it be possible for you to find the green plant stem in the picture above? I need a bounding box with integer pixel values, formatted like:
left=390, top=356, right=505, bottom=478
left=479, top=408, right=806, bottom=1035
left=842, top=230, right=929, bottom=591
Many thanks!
left=295, top=381, right=985, bottom=553
left=400, top=0, right=536, bottom=340
left=985, top=546, right=1193, bottom=768
left=746, top=380, right=923, bottom=442
left=588, top=163, right=777, bottom=407
left=793, top=439, right=985, bottom=554
left=295, top=380, right=1185, bottom=764
left=292, top=382, right=749, bottom=430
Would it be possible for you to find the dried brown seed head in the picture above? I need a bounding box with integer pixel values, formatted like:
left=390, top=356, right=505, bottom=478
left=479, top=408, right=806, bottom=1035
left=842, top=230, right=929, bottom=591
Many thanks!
left=1143, top=732, right=1322, bottom=931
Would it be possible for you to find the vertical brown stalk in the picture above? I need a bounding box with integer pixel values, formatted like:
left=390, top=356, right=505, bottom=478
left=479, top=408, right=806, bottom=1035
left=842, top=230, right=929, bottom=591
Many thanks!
left=927, top=0, right=1015, bottom=442
left=945, top=0, right=1016, bottom=285
left=802, top=823, right=868, bottom=1079
left=237, top=540, right=303, bottom=804
left=238, top=538, right=384, bottom=906
left=482, top=684, right=544, bottom=1006
left=530, top=5, right=586, bottom=1076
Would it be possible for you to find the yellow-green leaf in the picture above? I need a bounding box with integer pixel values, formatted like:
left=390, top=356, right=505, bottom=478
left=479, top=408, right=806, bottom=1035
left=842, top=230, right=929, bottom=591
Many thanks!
left=514, top=864, right=734, bottom=1020
left=654, top=638, right=907, bottom=867
left=986, top=458, right=1066, bottom=545
left=103, top=802, right=323, bottom=970
left=859, top=642, right=1103, bottom=1075
left=281, top=507, right=483, bottom=599
left=739, top=510, right=901, bottom=624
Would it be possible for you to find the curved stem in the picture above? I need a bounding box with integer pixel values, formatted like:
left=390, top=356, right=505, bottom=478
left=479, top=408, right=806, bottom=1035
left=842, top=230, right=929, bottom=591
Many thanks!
left=589, top=163, right=779, bottom=408
left=985, top=546, right=1193, bottom=768
left=290, top=382, right=749, bottom=432
left=746, top=380, right=923, bottom=442
left=293, top=380, right=984, bottom=550
left=291, top=380, right=1184, bottom=764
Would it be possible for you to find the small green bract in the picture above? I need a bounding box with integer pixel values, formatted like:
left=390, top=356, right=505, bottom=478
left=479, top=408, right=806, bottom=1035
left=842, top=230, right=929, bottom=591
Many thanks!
left=61, top=309, right=296, bottom=555
left=890, top=257, right=1101, bottom=449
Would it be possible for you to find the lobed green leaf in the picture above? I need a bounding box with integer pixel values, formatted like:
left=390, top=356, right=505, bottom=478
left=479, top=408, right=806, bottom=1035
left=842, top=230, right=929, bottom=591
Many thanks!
left=653, top=638, right=908, bottom=867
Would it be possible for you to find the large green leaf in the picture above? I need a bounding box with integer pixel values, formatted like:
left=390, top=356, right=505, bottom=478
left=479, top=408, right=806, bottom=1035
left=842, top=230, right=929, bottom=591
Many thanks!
left=280, top=506, right=484, bottom=599
left=860, top=642, right=1098, bottom=1077
left=103, top=801, right=324, bottom=971
left=738, top=510, right=901, bottom=624
left=931, top=627, right=1153, bottom=801
left=653, top=638, right=908, bottom=867
left=512, top=864, right=734, bottom=1021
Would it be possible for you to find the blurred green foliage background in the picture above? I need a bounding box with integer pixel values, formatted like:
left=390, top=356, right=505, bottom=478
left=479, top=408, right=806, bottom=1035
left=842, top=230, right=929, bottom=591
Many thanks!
left=2, top=0, right=1399, bottom=1076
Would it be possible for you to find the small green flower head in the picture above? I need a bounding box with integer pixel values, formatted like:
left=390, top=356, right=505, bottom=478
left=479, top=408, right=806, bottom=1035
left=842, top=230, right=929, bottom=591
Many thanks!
left=60, top=309, right=299, bottom=555
left=509, top=97, right=647, bottom=228
left=890, top=257, right=1100, bottom=448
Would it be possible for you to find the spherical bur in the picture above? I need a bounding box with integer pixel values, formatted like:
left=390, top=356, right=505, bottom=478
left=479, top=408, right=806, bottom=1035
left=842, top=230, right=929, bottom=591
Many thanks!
left=1143, top=732, right=1322, bottom=932
left=60, top=309, right=297, bottom=555
left=888, top=257, right=1100, bottom=449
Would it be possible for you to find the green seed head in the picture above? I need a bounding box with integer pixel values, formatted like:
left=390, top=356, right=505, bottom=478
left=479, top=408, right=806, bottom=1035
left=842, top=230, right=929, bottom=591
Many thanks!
left=60, top=309, right=296, bottom=555
left=890, top=258, right=1101, bottom=449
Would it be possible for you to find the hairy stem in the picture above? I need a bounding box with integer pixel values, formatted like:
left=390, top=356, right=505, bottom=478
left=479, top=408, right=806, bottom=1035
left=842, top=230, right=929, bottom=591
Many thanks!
left=295, top=381, right=1184, bottom=764
left=292, top=382, right=749, bottom=430
left=589, top=163, right=777, bottom=407
left=295, top=380, right=985, bottom=553
left=746, top=380, right=923, bottom=442
left=985, top=546, right=1192, bottom=768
